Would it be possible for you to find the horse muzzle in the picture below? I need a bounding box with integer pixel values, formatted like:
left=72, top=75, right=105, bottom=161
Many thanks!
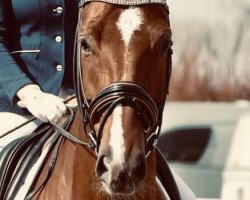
left=101, top=169, right=135, bottom=195
left=96, top=151, right=146, bottom=195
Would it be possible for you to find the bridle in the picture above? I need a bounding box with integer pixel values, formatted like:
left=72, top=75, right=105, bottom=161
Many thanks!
left=74, top=0, right=173, bottom=155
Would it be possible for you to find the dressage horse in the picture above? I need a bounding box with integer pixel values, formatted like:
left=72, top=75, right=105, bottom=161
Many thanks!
left=31, top=0, right=174, bottom=199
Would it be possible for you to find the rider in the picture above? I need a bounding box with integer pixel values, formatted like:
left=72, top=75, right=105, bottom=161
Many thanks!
left=0, top=0, right=78, bottom=149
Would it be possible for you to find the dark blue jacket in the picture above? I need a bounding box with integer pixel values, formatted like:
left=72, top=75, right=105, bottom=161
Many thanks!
left=0, top=0, right=78, bottom=113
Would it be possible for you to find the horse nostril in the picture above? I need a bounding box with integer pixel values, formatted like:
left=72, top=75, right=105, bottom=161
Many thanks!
left=96, top=154, right=108, bottom=177
left=119, top=171, right=133, bottom=189
left=110, top=172, right=133, bottom=193
left=110, top=179, right=120, bottom=192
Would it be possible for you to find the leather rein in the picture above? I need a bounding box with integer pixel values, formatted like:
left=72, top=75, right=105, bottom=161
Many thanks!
left=73, top=0, right=173, bottom=155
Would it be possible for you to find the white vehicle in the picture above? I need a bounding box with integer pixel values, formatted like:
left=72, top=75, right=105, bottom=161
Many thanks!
left=158, top=102, right=250, bottom=200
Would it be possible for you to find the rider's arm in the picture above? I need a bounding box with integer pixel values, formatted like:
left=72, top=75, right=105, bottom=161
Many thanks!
left=0, top=1, right=66, bottom=122
left=0, top=1, right=33, bottom=104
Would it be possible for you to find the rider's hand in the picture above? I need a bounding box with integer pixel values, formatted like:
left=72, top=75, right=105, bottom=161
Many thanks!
left=17, top=84, right=67, bottom=123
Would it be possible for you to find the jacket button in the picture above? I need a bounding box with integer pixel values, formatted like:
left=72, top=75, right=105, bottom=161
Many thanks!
left=56, top=64, right=63, bottom=71
left=55, top=36, right=62, bottom=43
left=53, top=7, right=63, bottom=14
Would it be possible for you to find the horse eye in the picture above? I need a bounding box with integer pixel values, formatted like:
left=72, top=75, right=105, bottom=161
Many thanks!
left=81, top=39, right=92, bottom=54
left=161, top=41, right=172, bottom=54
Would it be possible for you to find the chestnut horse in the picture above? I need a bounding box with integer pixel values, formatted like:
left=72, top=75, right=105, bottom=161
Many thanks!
left=31, top=0, right=173, bottom=199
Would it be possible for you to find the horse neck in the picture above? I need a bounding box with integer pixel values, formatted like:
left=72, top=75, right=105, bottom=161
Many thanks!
left=36, top=110, right=159, bottom=200
left=34, top=110, right=97, bottom=199
left=57, top=110, right=99, bottom=199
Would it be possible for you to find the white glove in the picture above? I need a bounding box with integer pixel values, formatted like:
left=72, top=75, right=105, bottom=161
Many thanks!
left=17, top=84, right=67, bottom=123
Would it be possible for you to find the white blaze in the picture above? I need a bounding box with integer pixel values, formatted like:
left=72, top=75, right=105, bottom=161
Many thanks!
left=109, top=106, right=125, bottom=164
left=109, top=8, right=143, bottom=160
left=116, top=7, right=143, bottom=47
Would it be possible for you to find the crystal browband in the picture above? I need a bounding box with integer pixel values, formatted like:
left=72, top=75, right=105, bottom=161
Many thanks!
left=79, top=0, right=167, bottom=8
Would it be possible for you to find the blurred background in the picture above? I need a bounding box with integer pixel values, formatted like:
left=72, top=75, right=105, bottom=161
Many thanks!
left=169, top=0, right=250, bottom=101
left=158, top=1, right=250, bottom=200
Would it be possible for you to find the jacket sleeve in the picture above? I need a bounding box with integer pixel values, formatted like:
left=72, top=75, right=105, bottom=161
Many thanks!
left=0, top=0, right=33, bottom=104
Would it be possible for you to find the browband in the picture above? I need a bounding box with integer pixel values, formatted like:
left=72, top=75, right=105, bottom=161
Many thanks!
left=79, top=0, right=167, bottom=8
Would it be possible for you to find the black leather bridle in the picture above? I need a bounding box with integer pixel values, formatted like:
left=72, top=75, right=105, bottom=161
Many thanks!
left=74, top=0, right=173, bottom=155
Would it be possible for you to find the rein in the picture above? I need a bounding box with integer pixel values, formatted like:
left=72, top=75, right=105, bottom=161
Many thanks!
left=74, top=0, right=172, bottom=155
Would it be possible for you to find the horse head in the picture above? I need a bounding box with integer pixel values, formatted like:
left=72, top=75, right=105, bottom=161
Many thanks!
left=77, top=1, right=172, bottom=195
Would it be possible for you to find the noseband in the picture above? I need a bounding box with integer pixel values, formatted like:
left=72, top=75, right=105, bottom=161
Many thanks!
left=82, top=82, right=159, bottom=153
left=74, top=0, right=172, bottom=155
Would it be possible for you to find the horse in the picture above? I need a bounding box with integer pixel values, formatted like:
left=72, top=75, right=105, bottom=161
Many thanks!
left=27, top=0, right=174, bottom=199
